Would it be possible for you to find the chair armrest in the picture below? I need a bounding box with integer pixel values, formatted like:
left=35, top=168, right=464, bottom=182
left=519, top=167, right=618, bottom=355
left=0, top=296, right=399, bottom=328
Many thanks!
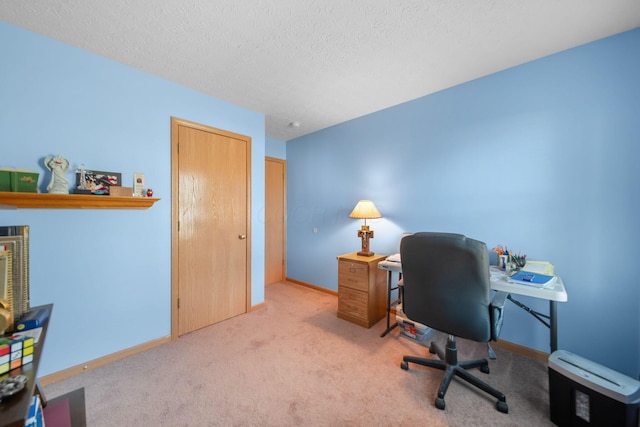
left=490, top=291, right=509, bottom=340
left=491, top=291, right=508, bottom=309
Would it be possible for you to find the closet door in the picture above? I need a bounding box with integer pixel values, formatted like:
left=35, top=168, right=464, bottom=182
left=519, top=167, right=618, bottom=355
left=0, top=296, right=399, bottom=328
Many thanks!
left=171, top=117, right=251, bottom=336
left=265, top=157, right=286, bottom=284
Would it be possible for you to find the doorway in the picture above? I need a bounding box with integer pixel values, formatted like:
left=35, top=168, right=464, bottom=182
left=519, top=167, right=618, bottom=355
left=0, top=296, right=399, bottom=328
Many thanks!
left=171, top=117, right=251, bottom=338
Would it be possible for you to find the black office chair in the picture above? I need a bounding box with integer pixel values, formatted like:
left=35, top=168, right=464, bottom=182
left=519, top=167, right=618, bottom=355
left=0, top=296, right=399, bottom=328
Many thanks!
left=399, top=232, right=509, bottom=413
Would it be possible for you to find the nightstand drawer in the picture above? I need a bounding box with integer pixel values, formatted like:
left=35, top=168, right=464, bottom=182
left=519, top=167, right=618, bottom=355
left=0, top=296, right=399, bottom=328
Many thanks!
left=338, top=261, right=368, bottom=291
left=336, top=252, right=387, bottom=328
left=338, top=287, right=367, bottom=320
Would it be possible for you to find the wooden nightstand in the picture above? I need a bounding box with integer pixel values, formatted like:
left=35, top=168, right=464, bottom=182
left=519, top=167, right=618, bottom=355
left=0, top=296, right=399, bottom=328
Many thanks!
left=336, top=252, right=387, bottom=328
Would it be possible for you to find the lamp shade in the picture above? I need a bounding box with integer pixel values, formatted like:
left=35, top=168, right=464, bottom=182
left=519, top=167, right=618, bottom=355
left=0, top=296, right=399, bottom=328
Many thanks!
left=349, top=200, right=381, bottom=219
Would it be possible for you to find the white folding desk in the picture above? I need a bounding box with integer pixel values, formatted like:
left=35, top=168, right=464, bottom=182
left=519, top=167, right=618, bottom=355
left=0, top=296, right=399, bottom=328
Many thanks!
left=378, top=260, right=568, bottom=353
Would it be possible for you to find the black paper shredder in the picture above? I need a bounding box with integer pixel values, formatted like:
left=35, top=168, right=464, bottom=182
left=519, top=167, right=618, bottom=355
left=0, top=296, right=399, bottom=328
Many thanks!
left=548, top=350, right=640, bottom=426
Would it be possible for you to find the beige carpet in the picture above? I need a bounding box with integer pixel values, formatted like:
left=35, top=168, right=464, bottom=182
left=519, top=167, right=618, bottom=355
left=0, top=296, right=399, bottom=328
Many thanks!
left=44, top=281, right=555, bottom=426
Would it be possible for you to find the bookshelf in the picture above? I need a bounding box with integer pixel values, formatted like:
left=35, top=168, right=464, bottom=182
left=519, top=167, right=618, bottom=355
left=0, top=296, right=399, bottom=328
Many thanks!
left=0, top=192, right=159, bottom=209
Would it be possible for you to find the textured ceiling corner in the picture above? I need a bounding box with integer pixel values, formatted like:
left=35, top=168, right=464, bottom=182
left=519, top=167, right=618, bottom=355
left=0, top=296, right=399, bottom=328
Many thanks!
left=1, top=0, right=639, bottom=140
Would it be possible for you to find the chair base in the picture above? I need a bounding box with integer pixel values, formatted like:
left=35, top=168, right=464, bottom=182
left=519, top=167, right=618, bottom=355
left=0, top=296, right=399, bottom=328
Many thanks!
left=401, top=335, right=508, bottom=413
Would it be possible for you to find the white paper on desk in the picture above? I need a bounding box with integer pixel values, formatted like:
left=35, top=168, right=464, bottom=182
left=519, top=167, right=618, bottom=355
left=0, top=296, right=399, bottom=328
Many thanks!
left=386, top=253, right=401, bottom=262
left=489, top=266, right=507, bottom=280
left=10, top=327, right=43, bottom=344
left=521, top=261, right=554, bottom=275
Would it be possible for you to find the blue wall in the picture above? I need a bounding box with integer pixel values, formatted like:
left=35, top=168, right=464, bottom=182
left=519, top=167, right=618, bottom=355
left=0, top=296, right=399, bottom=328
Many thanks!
left=266, top=136, right=286, bottom=159
left=286, top=29, right=640, bottom=377
left=0, top=21, right=266, bottom=376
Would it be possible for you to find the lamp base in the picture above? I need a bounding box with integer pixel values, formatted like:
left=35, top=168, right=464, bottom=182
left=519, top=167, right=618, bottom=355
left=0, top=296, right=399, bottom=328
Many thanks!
left=356, top=251, right=375, bottom=257
left=356, top=225, right=375, bottom=257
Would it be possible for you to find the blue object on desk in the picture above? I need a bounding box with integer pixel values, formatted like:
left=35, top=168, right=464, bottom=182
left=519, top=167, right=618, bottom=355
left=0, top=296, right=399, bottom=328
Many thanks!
left=16, top=307, right=49, bottom=331
left=509, top=271, right=555, bottom=287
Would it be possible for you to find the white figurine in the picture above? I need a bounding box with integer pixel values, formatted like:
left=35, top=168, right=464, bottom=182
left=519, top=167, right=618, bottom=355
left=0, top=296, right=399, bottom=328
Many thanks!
left=45, top=154, right=70, bottom=194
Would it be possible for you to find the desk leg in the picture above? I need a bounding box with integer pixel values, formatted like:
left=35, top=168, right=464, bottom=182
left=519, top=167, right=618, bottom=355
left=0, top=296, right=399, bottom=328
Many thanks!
left=506, top=294, right=556, bottom=353
left=380, top=271, right=398, bottom=338
left=550, top=300, right=558, bottom=353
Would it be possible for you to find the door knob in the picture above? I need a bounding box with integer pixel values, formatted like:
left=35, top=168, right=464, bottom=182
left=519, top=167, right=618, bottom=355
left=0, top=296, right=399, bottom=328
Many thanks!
left=239, top=234, right=247, bottom=240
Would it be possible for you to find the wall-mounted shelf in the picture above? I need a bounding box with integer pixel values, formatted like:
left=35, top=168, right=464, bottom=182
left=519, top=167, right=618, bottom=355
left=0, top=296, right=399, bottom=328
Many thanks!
left=0, top=192, right=160, bottom=209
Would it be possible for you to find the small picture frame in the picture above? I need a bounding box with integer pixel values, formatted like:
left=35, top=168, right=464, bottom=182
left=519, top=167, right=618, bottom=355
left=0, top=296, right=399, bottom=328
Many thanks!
left=133, top=173, right=145, bottom=197
left=75, top=170, right=121, bottom=195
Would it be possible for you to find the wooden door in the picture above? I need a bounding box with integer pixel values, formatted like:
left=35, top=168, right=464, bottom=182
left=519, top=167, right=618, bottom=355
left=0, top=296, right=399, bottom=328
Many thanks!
left=171, top=117, right=251, bottom=337
left=265, top=157, right=286, bottom=284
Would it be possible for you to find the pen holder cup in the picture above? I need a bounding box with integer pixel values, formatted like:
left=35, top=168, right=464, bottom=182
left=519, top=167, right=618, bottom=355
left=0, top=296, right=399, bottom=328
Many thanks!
left=513, top=258, right=527, bottom=268
left=498, top=255, right=508, bottom=269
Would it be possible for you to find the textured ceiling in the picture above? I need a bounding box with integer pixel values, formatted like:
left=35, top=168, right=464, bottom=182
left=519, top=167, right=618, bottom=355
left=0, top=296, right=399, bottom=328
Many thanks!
left=1, top=1, right=639, bottom=141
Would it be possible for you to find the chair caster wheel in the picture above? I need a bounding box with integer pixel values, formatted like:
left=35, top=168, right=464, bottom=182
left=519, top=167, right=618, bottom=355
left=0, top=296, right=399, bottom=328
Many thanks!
left=435, top=397, right=446, bottom=410
left=400, top=361, right=409, bottom=370
left=497, top=401, right=509, bottom=413
left=480, top=365, right=490, bottom=374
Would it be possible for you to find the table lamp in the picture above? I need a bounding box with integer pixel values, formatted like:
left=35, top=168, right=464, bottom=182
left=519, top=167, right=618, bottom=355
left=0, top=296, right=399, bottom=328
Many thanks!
left=349, top=200, right=382, bottom=256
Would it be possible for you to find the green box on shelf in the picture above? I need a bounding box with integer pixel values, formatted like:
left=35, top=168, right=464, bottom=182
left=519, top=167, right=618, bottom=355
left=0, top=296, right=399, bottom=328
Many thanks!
left=0, top=169, right=11, bottom=191
left=11, top=170, right=39, bottom=192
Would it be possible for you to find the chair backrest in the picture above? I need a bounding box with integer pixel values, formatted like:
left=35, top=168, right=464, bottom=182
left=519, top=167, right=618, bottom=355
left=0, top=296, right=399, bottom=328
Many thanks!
left=400, top=232, right=492, bottom=342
